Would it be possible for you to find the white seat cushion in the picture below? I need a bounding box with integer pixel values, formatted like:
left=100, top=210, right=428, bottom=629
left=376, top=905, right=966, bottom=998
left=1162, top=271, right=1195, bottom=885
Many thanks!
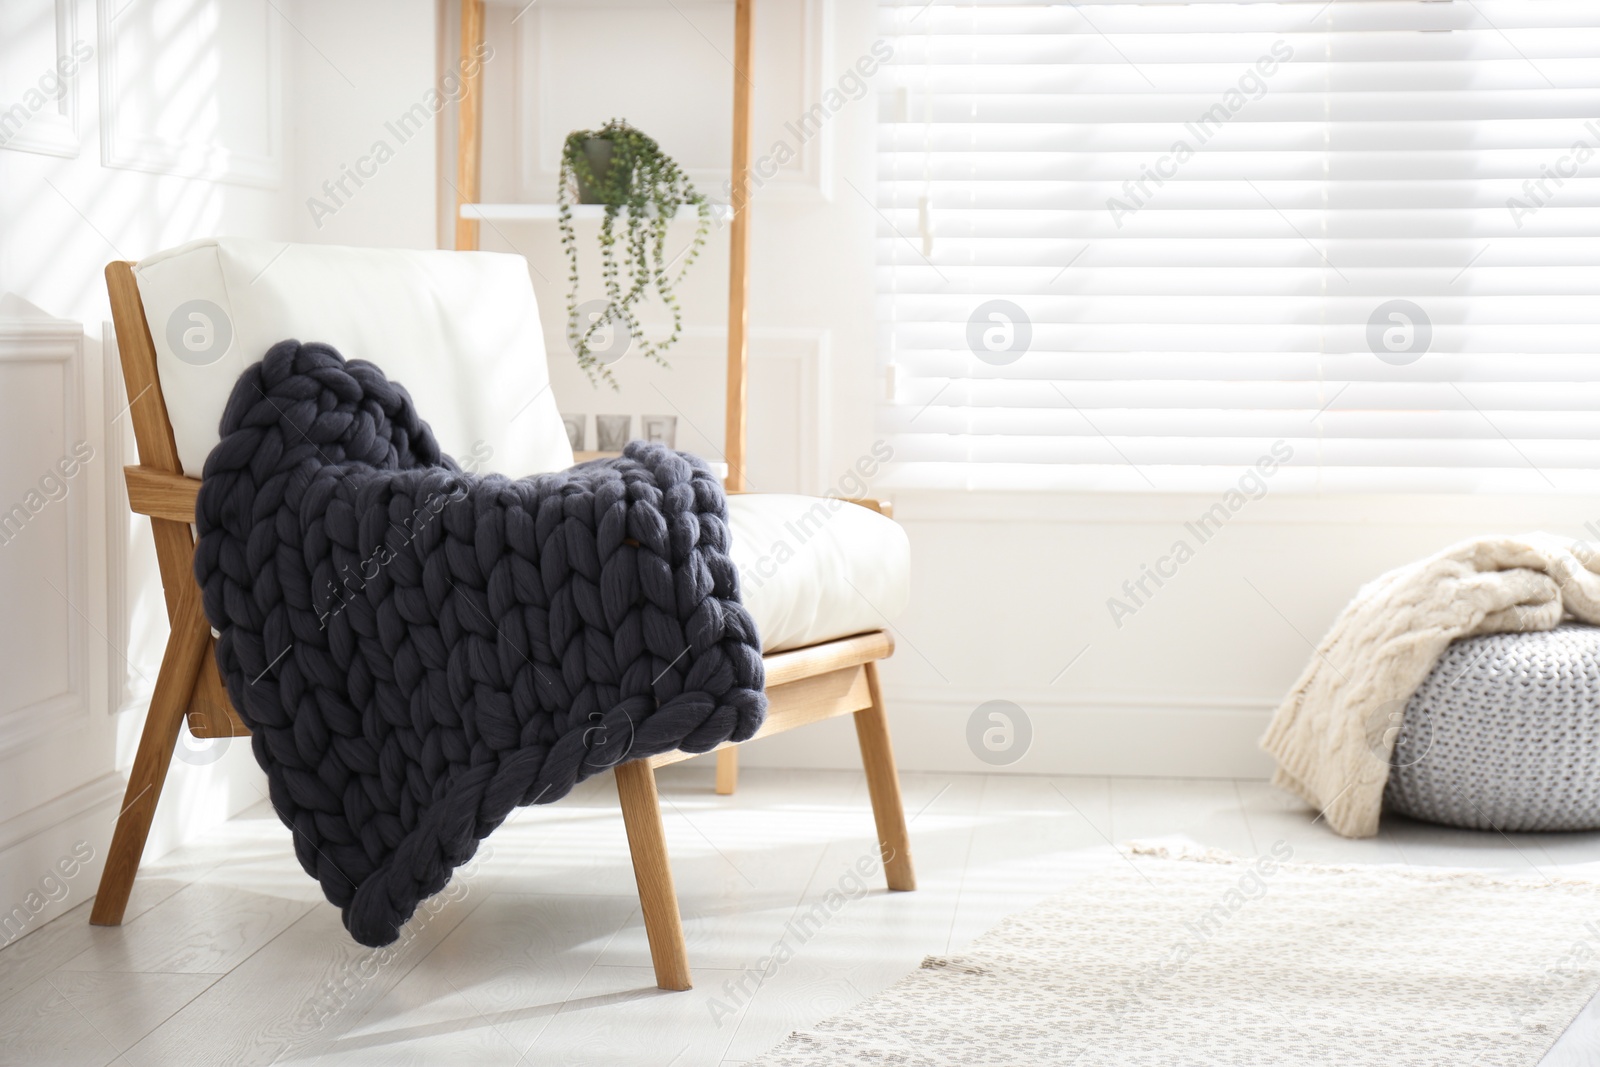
left=133, top=237, right=572, bottom=479
left=727, top=494, right=910, bottom=653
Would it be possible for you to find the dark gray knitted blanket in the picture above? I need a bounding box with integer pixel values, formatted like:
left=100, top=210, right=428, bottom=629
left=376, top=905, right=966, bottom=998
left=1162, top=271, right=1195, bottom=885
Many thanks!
left=193, top=340, right=766, bottom=946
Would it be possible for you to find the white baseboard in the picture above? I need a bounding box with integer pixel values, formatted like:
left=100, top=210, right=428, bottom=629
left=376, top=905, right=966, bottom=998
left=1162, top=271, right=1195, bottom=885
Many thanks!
left=736, top=687, right=1278, bottom=779
left=0, top=773, right=123, bottom=947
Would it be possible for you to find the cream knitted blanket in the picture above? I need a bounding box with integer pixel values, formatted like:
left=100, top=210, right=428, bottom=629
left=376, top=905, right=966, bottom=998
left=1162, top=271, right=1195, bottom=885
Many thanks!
left=1260, top=533, right=1600, bottom=838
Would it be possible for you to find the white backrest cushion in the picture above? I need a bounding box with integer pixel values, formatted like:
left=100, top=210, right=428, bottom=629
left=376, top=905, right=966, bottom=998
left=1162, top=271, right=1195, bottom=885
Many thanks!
left=133, top=237, right=573, bottom=479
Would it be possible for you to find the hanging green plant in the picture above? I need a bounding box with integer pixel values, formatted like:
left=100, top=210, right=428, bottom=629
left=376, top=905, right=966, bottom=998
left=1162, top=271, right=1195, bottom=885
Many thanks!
left=558, top=118, right=710, bottom=388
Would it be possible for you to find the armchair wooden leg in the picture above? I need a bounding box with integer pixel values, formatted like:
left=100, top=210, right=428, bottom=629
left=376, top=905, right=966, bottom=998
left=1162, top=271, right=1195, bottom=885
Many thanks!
left=714, top=747, right=739, bottom=795
left=90, top=583, right=211, bottom=926
left=615, top=759, right=692, bottom=991
left=854, top=661, right=916, bottom=892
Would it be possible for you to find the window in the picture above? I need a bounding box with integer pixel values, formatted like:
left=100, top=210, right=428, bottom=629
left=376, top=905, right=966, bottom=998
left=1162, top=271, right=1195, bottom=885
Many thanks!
left=875, top=1, right=1600, bottom=492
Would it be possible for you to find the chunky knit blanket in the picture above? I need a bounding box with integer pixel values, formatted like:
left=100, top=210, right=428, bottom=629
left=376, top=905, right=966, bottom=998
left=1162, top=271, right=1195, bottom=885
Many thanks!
left=193, top=340, right=766, bottom=946
left=1260, top=534, right=1600, bottom=838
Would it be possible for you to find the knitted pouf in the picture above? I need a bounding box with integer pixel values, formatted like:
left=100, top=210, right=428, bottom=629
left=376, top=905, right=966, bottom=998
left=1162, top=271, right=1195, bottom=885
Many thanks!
left=1384, top=623, right=1600, bottom=832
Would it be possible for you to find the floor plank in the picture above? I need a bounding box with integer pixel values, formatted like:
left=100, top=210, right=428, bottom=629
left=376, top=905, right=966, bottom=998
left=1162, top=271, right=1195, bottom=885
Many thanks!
left=55, top=880, right=315, bottom=977
left=1235, top=779, right=1411, bottom=867
left=1109, top=776, right=1257, bottom=857
left=116, top=874, right=481, bottom=1066
left=46, top=970, right=219, bottom=1053
left=946, top=774, right=1116, bottom=949
left=0, top=974, right=123, bottom=1067
left=717, top=773, right=984, bottom=1061
left=533, top=964, right=753, bottom=1067
left=297, top=892, right=637, bottom=1064
left=0, top=874, right=192, bottom=1006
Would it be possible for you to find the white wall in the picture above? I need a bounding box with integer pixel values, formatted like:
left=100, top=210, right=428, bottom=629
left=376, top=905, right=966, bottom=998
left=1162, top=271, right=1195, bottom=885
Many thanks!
left=489, top=0, right=1598, bottom=782
left=0, top=0, right=289, bottom=948
left=0, top=0, right=437, bottom=947
left=287, top=0, right=440, bottom=249
left=765, top=491, right=1600, bottom=779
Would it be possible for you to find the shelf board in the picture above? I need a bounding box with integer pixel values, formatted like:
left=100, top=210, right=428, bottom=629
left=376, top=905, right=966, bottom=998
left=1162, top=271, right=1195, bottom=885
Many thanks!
left=461, top=203, right=732, bottom=222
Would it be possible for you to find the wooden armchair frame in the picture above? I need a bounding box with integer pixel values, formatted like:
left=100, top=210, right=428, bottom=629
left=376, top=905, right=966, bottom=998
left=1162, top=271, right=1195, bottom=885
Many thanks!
left=91, top=261, right=915, bottom=992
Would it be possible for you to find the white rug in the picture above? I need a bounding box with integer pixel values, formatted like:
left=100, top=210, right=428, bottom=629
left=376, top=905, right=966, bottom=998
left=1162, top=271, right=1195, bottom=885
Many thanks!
left=754, top=845, right=1600, bottom=1066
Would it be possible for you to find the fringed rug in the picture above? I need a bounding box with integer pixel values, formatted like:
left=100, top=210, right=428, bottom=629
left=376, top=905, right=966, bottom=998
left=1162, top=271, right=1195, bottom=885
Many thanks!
left=755, top=845, right=1600, bottom=1066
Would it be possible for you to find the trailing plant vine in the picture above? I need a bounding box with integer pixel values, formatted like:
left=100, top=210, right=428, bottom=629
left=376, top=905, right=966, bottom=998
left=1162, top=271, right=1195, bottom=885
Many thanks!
left=559, top=119, right=710, bottom=388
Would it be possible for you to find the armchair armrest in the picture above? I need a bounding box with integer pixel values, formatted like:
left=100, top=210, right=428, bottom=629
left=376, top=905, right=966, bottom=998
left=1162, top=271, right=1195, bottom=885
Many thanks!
left=125, top=465, right=200, bottom=524
left=845, top=497, right=893, bottom=520
left=726, top=490, right=893, bottom=521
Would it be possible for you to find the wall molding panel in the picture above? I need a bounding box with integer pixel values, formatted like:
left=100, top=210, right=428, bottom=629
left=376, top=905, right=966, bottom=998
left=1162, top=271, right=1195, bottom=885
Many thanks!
left=101, top=323, right=149, bottom=717
left=0, top=771, right=122, bottom=858
left=96, top=0, right=283, bottom=186
left=0, top=311, right=90, bottom=758
left=748, top=326, right=831, bottom=495
left=698, top=324, right=830, bottom=495
left=0, top=0, right=84, bottom=158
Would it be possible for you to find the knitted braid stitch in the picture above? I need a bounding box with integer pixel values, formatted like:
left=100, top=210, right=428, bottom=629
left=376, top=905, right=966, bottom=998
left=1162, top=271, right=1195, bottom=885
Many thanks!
left=193, top=340, right=766, bottom=946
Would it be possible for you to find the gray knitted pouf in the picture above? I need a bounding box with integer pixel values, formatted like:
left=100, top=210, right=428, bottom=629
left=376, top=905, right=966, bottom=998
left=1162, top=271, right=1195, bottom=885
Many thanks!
left=1384, top=623, right=1600, bottom=832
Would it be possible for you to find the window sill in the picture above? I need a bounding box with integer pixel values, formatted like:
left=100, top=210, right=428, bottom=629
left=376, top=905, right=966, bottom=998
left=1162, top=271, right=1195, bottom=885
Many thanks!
left=881, top=484, right=1600, bottom=529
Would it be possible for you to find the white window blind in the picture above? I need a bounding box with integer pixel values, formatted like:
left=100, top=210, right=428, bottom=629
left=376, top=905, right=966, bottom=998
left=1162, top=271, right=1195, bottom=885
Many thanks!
left=875, top=0, right=1600, bottom=492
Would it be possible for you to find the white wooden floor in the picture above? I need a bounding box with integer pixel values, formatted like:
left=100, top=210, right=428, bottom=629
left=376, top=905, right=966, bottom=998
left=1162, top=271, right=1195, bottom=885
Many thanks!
left=5, top=766, right=1600, bottom=1066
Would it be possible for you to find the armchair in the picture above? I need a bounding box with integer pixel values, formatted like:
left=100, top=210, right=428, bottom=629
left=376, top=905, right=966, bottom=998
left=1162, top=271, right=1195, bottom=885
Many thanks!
left=93, top=237, right=914, bottom=992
